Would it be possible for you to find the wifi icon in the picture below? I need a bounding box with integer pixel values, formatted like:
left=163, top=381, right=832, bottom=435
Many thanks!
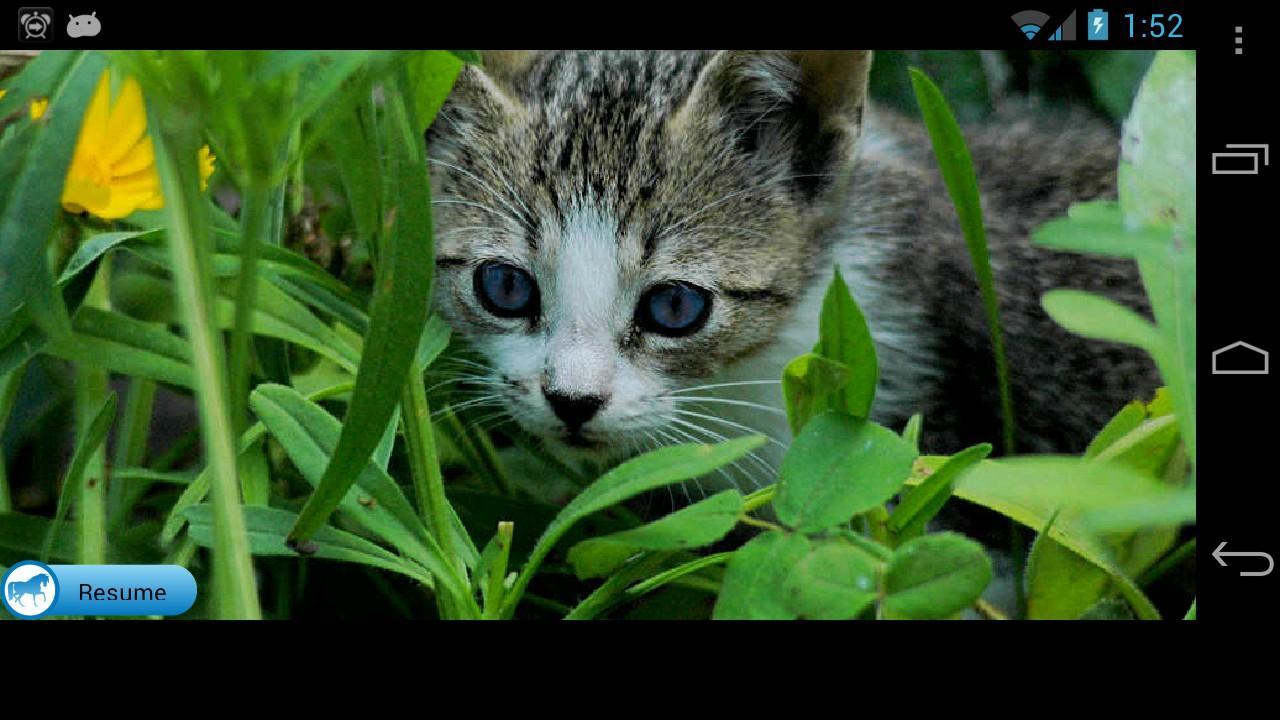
left=1011, top=9, right=1051, bottom=39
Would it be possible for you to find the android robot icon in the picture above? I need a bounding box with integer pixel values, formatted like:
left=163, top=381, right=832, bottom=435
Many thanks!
left=66, top=11, right=101, bottom=38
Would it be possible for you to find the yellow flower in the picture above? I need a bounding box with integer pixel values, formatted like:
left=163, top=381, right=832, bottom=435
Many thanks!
left=1, top=89, right=50, bottom=119
left=198, top=144, right=216, bottom=191
left=60, top=71, right=216, bottom=220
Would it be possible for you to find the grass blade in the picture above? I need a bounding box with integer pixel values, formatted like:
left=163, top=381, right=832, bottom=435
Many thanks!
left=287, top=90, right=435, bottom=547
left=0, top=51, right=107, bottom=341
left=501, top=436, right=764, bottom=618
left=910, top=67, right=1016, bottom=454
left=41, top=391, right=117, bottom=563
left=149, top=105, right=261, bottom=619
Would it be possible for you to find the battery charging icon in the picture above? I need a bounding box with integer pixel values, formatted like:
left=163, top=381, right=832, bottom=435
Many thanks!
left=1087, top=9, right=1109, bottom=40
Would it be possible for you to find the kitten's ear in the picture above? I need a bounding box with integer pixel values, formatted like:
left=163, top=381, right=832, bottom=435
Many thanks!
left=447, top=50, right=539, bottom=117
left=673, top=50, right=874, bottom=200
left=430, top=51, right=537, bottom=149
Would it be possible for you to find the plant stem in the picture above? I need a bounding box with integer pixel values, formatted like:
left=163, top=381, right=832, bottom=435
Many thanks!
left=482, top=521, right=513, bottom=620
left=0, top=363, right=28, bottom=514
left=741, top=485, right=777, bottom=514
left=152, top=118, right=261, bottom=620
left=228, top=181, right=273, bottom=436
left=565, top=553, right=672, bottom=620
left=108, top=377, right=157, bottom=531
left=76, top=265, right=111, bottom=565
left=739, top=515, right=785, bottom=533
left=401, top=363, right=477, bottom=619
left=974, top=598, right=1009, bottom=620
left=1137, top=537, right=1196, bottom=588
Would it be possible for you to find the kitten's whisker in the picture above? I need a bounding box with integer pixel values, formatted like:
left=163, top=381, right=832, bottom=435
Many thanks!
left=444, top=357, right=501, bottom=374
left=666, top=380, right=781, bottom=395
left=665, top=396, right=787, bottom=416
left=663, top=419, right=757, bottom=492
left=466, top=410, right=514, bottom=435
left=431, top=159, right=534, bottom=234
left=436, top=225, right=497, bottom=240
left=636, top=429, right=677, bottom=511
left=663, top=422, right=739, bottom=490
left=432, top=198, right=531, bottom=233
left=424, top=376, right=505, bottom=394
left=431, top=396, right=505, bottom=419
left=670, top=408, right=788, bottom=450
left=667, top=417, right=772, bottom=490
left=652, top=426, right=708, bottom=501
left=468, top=150, right=539, bottom=225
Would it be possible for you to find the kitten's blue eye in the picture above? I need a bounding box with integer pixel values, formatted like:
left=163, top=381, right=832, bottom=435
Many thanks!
left=639, top=282, right=712, bottom=337
left=475, top=262, right=539, bottom=318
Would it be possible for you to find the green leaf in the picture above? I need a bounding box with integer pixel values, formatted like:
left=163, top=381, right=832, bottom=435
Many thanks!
left=1033, top=201, right=1174, bottom=258
left=1079, top=598, right=1137, bottom=620
left=907, top=455, right=1168, bottom=619
left=42, top=391, right=118, bottom=563
left=288, top=90, right=436, bottom=547
left=58, top=230, right=163, bottom=286
left=185, top=504, right=433, bottom=587
left=1025, top=514, right=1110, bottom=620
left=900, top=413, right=923, bottom=452
left=626, top=551, right=733, bottom=600
left=0, top=50, right=81, bottom=118
left=450, top=50, right=483, bottom=65
left=1119, top=50, right=1196, bottom=242
left=1120, top=51, right=1197, bottom=472
left=910, top=66, right=1015, bottom=454
left=1081, top=487, right=1196, bottom=534
left=476, top=521, right=514, bottom=618
left=502, top=435, right=765, bottom=618
left=238, top=439, right=271, bottom=507
left=404, top=50, right=464, bottom=134
left=888, top=442, right=991, bottom=540
left=882, top=533, right=991, bottom=620
left=1085, top=400, right=1147, bottom=459
left=47, top=308, right=194, bottom=388
left=213, top=278, right=360, bottom=372
left=782, top=541, right=880, bottom=620
left=1041, top=290, right=1162, bottom=353
left=159, top=382, right=354, bottom=544
left=1091, top=414, right=1180, bottom=476
left=775, top=412, right=917, bottom=532
left=325, top=91, right=381, bottom=262
left=415, top=315, right=452, bottom=369
left=0, top=51, right=107, bottom=340
left=781, top=353, right=851, bottom=437
left=288, top=52, right=377, bottom=131
left=567, top=489, right=744, bottom=579
left=248, top=384, right=456, bottom=586
left=713, top=530, right=810, bottom=620
left=814, top=268, right=877, bottom=419
left=1, top=513, right=79, bottom=563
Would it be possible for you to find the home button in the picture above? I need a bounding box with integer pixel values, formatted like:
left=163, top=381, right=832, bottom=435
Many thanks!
left=1212, top=341, right=1270, bottom=375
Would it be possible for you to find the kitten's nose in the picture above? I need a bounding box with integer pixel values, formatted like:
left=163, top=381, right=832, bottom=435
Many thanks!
left=543, top=391, right=605, bottom=432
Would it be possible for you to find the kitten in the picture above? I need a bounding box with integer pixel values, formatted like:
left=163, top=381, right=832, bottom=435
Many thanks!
left=425, top=50, right=1157, bottom=491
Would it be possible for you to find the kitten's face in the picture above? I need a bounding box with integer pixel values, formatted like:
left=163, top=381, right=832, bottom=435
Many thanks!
left=427, top=51, right=869, bottom=462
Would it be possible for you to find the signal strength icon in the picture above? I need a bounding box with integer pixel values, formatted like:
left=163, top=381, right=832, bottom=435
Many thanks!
left=1012, top=9, right=1051, bottom=39
left=1012, top=9, right=1077, bottom=41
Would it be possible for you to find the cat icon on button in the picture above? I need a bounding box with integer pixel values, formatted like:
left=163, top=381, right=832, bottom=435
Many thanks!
left=67, top=11, right=101, bottom=38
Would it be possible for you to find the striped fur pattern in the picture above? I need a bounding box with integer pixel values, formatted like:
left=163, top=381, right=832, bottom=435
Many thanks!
left=425, top=50, right=1157, bottom=485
